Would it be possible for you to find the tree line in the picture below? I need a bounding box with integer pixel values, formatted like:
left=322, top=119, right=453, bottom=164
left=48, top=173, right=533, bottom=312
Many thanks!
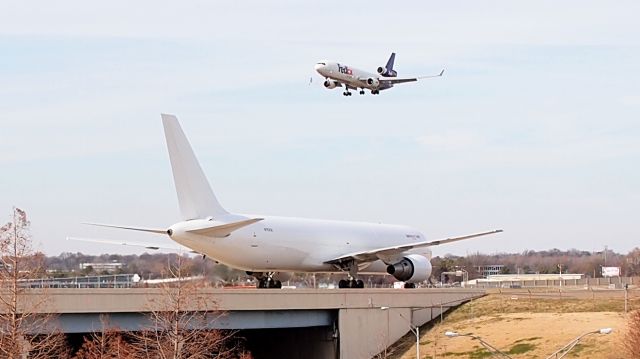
left=432, top=246, right=640, bottom=281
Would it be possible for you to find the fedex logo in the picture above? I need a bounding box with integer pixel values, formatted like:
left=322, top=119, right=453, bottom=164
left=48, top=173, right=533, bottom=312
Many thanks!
left=337, top=64, right=352, bottom=75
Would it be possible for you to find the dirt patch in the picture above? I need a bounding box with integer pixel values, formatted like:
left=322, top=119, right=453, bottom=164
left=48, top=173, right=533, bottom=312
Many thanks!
left=392, top=294, right=630, bottom=359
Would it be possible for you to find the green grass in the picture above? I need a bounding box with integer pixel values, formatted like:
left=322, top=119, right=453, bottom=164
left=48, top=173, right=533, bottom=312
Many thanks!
left=442, top=347, right=492, bottom=358
left=514, top=336, right=542, bottom=343
left=507, top=342, right=536, bottom=354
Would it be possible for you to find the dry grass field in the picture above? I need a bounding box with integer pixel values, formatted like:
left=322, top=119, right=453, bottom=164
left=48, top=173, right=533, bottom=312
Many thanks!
left=389, top=288, right=640, bottom=359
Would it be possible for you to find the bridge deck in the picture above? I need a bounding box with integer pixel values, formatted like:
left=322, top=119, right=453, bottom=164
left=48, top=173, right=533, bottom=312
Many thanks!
left=20, top=287, right=485, bottom=313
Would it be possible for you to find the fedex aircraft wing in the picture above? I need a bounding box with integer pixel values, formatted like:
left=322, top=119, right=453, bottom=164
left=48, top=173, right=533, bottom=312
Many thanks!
left=72, top=114, right=501, bottom=289
left=315, top=52, right=444, bottom=96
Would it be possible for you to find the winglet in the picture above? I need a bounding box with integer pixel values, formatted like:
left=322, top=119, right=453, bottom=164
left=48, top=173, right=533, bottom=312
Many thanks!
left=162, top=114, right=229, bottom=220
left=439, top=69, right=445, bottom=76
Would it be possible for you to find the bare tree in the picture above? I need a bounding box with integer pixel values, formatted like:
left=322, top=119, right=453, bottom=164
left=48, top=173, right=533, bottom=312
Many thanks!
left=132, top=254, right=239, bottom=359
left=73, top=315, right=136, bottom=359
left=0, top=207, right=68, bottom=358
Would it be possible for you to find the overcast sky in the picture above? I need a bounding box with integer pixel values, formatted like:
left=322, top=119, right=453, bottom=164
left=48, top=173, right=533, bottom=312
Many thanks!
left=1, top=1, right=639, bottom=257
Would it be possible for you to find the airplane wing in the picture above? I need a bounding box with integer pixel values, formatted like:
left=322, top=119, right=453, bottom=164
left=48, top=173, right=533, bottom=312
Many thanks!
left=67, top=236, right=197, bottom=253
left=324, top=229, right=502, bottom=265
left=379, top=69, right=445, bottom=85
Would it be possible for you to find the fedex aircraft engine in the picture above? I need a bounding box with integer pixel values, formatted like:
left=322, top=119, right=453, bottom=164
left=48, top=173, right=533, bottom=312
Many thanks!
left=367, top=78, right=380, bottom=88
left=377, top=66, right=397, bottom=77
left=386, top=254, right=432, bottom=283
left=323, top=80, right=338, bottom=89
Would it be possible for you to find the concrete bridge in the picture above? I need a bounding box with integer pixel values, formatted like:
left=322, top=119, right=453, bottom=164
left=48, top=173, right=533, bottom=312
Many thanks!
left=20, top=288, right=484, bottom=358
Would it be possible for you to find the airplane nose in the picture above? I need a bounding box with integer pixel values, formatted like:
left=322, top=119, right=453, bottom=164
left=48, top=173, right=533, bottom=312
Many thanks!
left=314, top=63, right=325, bottom=72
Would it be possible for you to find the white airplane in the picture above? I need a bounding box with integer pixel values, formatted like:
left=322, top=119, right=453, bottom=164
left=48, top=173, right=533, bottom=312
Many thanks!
left=314, top=52, right=444, bottom=96
left=70, top=115, right=501, bottom=289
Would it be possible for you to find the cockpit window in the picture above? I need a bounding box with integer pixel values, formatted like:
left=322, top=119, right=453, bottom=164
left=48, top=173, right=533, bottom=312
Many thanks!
left=317, top=62, right=326, bottom=65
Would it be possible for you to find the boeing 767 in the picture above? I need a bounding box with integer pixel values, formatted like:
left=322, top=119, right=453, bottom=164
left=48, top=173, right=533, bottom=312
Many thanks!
left=70, top=115, right=501, bottom=289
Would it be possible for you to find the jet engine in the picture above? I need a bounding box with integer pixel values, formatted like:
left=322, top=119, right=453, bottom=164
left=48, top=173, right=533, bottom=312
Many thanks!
left=386, top=254, right=432, bottom=283
left=366, top=78, right=380, bottom=88
left=377, top=66, right=397, bottom=77
left=324, top=80, right=338, bottom=89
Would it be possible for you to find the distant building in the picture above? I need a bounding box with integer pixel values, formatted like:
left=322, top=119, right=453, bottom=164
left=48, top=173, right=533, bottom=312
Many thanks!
left=475, top=265, right=505, bottom=278
left=602, top=266, right=621, bottom=277
left=79, top=262, right=123, bottom=273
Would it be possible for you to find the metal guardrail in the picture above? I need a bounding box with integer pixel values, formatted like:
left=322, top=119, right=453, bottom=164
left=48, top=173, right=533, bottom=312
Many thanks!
left=19, top=274, right=140, bottom=288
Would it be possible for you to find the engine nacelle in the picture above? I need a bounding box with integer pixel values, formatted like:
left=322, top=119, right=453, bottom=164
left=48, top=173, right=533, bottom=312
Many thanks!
left=386, top=254, right=432, bottom=283
left=366, top=77, right=380, bottom=88
left=324, top=79, right=338, bottom=89
left=377, top=66, right=397, bottom=77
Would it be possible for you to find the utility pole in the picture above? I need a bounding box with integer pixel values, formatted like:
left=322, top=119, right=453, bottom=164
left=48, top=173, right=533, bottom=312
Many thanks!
left=625, top=284, right=629, bottom=313
left=558, top=264, right=563, bottom=288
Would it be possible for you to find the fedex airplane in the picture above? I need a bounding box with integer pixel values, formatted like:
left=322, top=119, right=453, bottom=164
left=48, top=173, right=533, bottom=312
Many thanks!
left=315, top=52, right=444, bottom=96
left=71, top=115, right=501, bottom=289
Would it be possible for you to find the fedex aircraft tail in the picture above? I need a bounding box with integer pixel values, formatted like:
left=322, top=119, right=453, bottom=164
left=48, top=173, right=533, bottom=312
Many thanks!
left=385, top=53, right=396, bottom=71
left=161, top=114, right=229, bottom=221
left=377, top=52, right=398, bottom=77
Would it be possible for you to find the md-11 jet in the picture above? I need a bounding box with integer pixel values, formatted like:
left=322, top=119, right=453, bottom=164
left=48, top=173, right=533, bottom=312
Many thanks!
left=314, top=52, right=444, bottom=96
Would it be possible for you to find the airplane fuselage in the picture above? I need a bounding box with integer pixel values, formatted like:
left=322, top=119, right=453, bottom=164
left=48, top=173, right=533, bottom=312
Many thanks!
left=168, top=214, right=431, bottom=274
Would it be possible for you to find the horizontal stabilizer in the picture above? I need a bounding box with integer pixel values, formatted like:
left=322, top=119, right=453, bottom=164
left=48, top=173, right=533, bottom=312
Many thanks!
left=187, top=218, right=264, bottom=238
left=67, top=236, right=195, bottom=253
left=83, top=222, right=167, bottom=234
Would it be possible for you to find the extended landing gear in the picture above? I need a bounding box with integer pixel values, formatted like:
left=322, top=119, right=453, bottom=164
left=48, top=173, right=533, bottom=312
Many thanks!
left=258, top=278, right=282, bottom=288
left=333, top=259, right=365, bottom=289
left=371, top=89, right=380, bottom=95
left=343, top=90, right=352, bottom=96
left=338, top=279, right=364, bottom=288
left=248, top=271, right=282, bottom=289
left=359, top=89, right=365, bottom=95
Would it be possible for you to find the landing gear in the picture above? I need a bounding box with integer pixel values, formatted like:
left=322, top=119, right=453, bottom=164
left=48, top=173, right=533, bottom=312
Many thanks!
left=249, top=271, right=282, bottom=289
left=359, top=89, right=365, bottom=95
left=334, top=259, right=365, bottom=289
left=257, top=277, right=282, bottom=288
left=343, top=91, right=352, bottom=96
left=371, top=89, right=380, bottom=95
left=404, top=282, right=416, bottom=289
left=338, top=279, right=364, bottom=288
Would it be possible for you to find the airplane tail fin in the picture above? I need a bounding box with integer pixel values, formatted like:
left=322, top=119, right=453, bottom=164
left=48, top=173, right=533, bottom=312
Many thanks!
left=161, top=114, right=229, bottom=220
left=385, top=52, right=396, bottom=72
left=378, top=53, right=398, bottom=77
